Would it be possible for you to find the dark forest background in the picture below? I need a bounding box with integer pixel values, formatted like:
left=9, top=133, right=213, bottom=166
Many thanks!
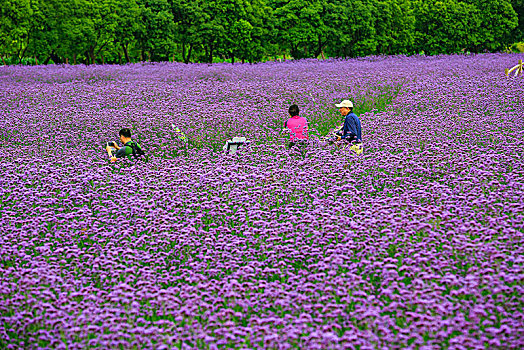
left=1, top=0, right=524, bottom=65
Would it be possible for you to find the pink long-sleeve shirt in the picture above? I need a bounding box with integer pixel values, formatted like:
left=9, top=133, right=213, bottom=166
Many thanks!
left=286, top=115, right=308, bottom=141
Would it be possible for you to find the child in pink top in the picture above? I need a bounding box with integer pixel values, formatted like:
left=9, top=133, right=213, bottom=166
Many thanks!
left=285, top=105, right=308, bottom=147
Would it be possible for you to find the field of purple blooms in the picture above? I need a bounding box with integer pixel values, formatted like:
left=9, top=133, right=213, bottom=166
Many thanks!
left=1, top=54, right=524, bottom=349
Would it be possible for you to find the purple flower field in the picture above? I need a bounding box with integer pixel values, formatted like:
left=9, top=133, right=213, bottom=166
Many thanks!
left=1, top=54, right=523, bottom=349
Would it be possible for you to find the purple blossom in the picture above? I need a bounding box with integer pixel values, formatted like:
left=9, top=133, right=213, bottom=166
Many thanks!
left=0, top=54, right=524, bottom=349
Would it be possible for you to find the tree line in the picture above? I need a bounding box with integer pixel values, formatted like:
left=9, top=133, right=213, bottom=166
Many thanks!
left=1, top=0, right=523, bottom=65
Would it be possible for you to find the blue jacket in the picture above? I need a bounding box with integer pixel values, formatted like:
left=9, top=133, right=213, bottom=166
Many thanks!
left=342, top=112, right=362, bottom=142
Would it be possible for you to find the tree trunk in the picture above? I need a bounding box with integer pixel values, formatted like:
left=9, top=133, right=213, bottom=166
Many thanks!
left=43, top=55, right=51, bottom=65
left=94, top=41, right=109, bottom=63
left=208, top=45, right=213, bottom=63
left=49, top=51, right=62, bottom=64
left=122, top=43, right=130, bottom=63
left=315, top=36, right=324, bottom=58
left=65, top=58, right=69, bottom=64
left=184, top=44, right=193, bottom=63
left=35, top=56, right=38, bottom=65
left=18, top=47, right=28, bottom=64
left=73, top=53, right=77, bottom=65
left=231, top=53, right=235, bottom=64
left=88, top=47, right=96, bottom=65
left=18, top=37, right=30, bottom=64
left=118, top=51, right=122, bottom=65
left=1, top=56, right=5, bottom=65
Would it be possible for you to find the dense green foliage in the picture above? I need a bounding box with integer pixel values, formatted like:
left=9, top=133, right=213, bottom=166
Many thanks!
left=0, top=0, right=520, bottom=65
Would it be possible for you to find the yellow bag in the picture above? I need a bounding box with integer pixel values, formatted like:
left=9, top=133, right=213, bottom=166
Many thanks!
left=349, top=143, right=363, bottom=155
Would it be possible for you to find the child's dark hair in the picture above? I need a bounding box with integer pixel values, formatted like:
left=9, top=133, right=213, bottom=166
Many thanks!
left=288, top=105, right=299, bottom=116
left=119, top=128, right=132, bottom=138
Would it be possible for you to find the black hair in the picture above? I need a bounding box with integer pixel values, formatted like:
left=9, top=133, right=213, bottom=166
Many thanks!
left=289, top=104, right=299, bottom=116
left=119, top=128, right=132, bottom=138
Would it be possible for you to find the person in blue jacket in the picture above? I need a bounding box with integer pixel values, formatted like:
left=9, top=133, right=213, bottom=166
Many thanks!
left=335, top=100, right=362, bottom=143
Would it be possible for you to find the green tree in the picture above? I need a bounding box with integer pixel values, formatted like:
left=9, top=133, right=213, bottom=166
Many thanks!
left=1, top=0, right=523, bottom=65
left=374, top=0, right=415, bottom=55
left=171, top=0, right=265, bottom=63
left=27, top=0, right=74, bottom=64
left=170, top=0, right=198, bottom=63
left=190, top=0, right=230, bottom=63
left=462, top=0, right=518, bottom=52
left=326, top=0, right=376, bottom=58
left=511, top=0, right=524, bottom=42
left=271, top=0, right=347, bottom=59
left=172, top=0, right=227, bottom=63
left=136, top=0, right=175, bottom=61
left=89, top=0, right=123, bottom=64
left=220, top=0, right=270, bottom=63
left=57, top=0, right=122, bottom=64
left=113, top=0, right=142, bottom=63
left=0, top=0, right=34, bottom=64
left=413, top=0, right=481, bottom=54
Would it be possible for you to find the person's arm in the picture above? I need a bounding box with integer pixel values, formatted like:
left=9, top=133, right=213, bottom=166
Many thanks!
left=341, top=115, right=357, bottom=139
left=304, top=119, right=308, bottom=138
left=357, top=119, right=362, bottom=142
left=108, top=141, right=121, bottom=150
left=105, top=146, right=113, bottom=158
left=334, top=124, right=343, bottom=136
left=110, top=146, right=127, bottom=162
left=341, top=115, right=350, bottom=138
